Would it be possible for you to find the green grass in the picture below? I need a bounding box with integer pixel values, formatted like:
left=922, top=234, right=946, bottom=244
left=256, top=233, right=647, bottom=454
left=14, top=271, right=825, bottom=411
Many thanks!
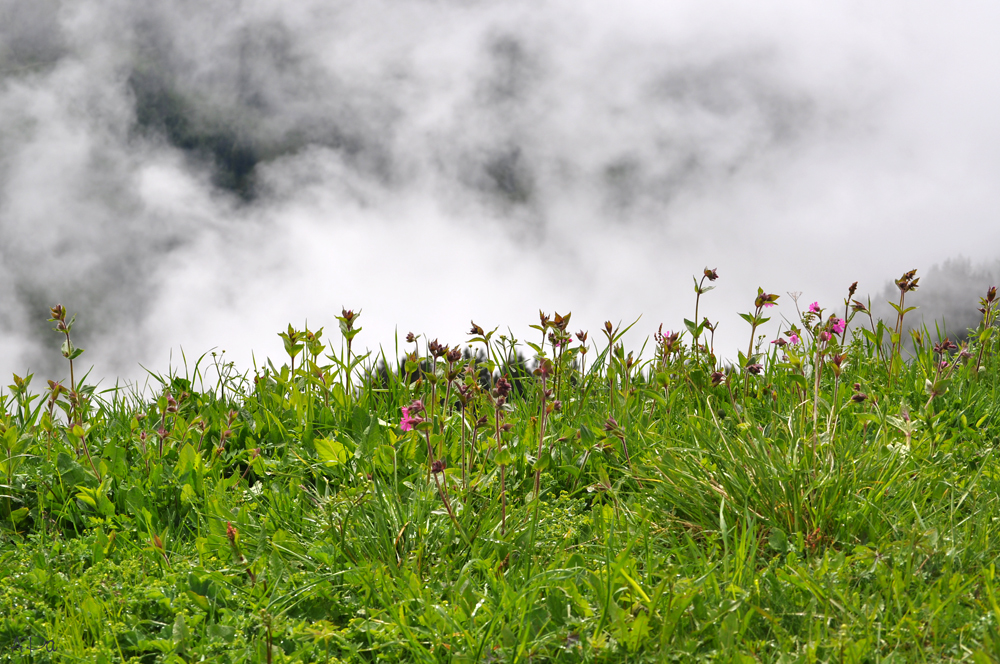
left=1, top=277, right=1000, bottom=662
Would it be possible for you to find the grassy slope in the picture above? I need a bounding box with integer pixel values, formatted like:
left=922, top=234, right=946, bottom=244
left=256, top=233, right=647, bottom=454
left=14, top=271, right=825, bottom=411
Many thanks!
left=1, top=297, right=1000, bottom=663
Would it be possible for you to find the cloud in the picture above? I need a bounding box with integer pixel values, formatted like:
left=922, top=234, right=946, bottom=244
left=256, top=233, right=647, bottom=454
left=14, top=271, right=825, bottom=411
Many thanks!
left=1, top=0, right=998, bottom=385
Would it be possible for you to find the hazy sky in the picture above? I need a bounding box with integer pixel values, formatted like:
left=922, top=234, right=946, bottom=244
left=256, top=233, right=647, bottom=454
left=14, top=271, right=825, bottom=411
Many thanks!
left=1, top=0, right=999, bottom=387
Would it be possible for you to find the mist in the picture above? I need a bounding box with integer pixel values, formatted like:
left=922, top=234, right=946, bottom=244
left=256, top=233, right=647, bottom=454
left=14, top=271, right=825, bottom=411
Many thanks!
left=2, top=0, right=999, bottom=387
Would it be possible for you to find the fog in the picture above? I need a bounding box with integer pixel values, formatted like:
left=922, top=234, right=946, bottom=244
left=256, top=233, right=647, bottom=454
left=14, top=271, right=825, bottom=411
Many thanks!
left=2, top=0, right=999, bottom=387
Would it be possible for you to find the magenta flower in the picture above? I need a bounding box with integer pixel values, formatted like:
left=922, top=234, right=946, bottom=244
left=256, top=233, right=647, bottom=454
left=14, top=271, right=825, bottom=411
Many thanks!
left=788, top=334, right=800, bottom=345
left=831, top=317, right=846, bottom=335
left=400, top=400, right=425, bottom=431
left=819, top=331, right=831, bottom=342
left=809, top=302, right=821, bottom=314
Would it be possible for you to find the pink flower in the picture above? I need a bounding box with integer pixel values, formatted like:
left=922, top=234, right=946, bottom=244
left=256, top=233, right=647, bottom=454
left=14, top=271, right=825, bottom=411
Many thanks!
left=819, top=331, right=831, bottom=342
left=400, top=402, right=424, bottom=432
left=809, top=302, right=821, bottom=314
left=831, top=317, right=846, bottom=335
left=762, top=301, right=776, bottom=308
left=788, top=334, right=800, bottom=345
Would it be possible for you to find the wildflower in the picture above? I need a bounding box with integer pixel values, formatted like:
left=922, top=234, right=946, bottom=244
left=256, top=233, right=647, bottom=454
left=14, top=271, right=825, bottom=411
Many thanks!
left=400, top=400, right=425, bottom=431
left=851, top=300, right=868, bottom=313
left=788, top=333, right=800, bottom=345
left=819, top=331, right=831, bottom=342
left=933, top=338, right=957, bottom=355
left=770, top=338, right=787, bottom=347
left=704, top=267, right=719, bottom=281
left=851, top=393, right=868, bottom=403
left=469, top=321, right=485, bottom=336
left=830, top=317, right=846, bottom=335
left=755, top=288, right=779, bottom=309
left=809, top=302, right=821, bottom=314
left=746, top=363, right=763, bottom=375
left=710, top=371, right=725, bottom=387
left=431, top=459, right=445, bottom=474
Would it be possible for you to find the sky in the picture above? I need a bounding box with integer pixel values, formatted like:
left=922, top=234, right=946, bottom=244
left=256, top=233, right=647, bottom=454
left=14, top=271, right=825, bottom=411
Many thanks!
left=1, top=0, right=999, bottom=389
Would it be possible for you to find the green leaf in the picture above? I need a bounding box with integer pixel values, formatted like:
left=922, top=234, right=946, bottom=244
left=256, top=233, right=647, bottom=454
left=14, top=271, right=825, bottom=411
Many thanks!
left=207, top=624, right=235, bottom=642
left=9, top=507, right=29, bottom=526
left=373, top=445, right=395, bottom=474
left=172, top=613, right=188, bottom=652
left=315, top=437, right=347, bottom=466
left=186, top=590, right=210, bottom=611
left=176, top=442, right=199, bottom=477
left=494, top=449, right=515, bottom=466
left=533, top=446, right=552, bottom=472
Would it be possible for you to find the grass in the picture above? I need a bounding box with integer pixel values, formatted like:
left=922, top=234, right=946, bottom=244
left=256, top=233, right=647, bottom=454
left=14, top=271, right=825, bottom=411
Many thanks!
left=1, top=271, right=999, bottom=662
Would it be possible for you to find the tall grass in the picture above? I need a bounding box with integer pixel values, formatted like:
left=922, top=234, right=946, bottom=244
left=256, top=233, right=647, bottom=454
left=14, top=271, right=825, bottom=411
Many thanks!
left=1, top=274, right=999, bottom=662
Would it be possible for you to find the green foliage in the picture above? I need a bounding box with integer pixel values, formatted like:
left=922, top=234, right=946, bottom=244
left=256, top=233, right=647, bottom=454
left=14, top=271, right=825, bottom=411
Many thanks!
left=1, top=277, right=1000, bottom=662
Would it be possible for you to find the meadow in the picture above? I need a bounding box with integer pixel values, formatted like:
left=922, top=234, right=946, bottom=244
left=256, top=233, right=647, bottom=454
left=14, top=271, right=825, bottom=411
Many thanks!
left=1, top=268, right=999, bottom=663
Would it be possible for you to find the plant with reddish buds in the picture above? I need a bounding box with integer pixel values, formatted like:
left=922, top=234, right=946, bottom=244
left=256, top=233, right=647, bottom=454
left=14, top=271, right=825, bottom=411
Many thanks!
left=487, top=374, right=514, bottom=534
left=334, top=308, right=363, bottom=408
left=974, top=285, right=998, bottom=373
left=686, top=267, right=719, bottom=363
left=532, top=357, right=555, bottom=499
left=740, top=288, right=778, bottom=398
left=278, top=324, right=305, bottom=377
left=48, top=304, right=86, bottom=421
left=888, top=269, right=920, bottom=388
